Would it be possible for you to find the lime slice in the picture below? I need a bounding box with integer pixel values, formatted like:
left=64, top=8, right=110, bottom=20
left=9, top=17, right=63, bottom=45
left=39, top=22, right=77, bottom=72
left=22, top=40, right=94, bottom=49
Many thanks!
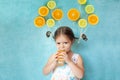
left=47, top=1, right=56, bottom=9
left=78, top=19, right=87, bottom=28
left=78, top=0, right=87, bottom=5
left=46, top=19, right=55, bottom=27
left=85, top=5, right=94, bottom=14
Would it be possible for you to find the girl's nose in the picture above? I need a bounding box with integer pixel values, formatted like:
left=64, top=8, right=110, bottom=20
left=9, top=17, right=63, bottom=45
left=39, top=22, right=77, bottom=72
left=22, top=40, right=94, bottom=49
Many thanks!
left=60, top=44, right=65, bottom=50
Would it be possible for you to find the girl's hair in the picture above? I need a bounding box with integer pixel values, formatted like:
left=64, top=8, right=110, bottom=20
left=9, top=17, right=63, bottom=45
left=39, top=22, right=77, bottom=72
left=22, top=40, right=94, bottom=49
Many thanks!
left=53, top=26, right=78, bottom=41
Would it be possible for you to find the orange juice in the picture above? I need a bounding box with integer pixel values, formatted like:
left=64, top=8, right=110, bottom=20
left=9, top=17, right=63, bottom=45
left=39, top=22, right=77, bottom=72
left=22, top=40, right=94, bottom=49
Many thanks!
left=57, top=50, right=65, bottom=66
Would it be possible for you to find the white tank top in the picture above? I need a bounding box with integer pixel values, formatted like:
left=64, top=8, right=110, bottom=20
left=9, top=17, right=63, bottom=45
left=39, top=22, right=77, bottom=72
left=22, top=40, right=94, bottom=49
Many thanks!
left=51, top=53, right=80, bottom=80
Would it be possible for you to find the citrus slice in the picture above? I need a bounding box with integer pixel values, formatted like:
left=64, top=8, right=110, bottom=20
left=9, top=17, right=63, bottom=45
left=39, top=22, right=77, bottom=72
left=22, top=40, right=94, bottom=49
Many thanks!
left=47, top=0, right=56, bottom=9
left=38, top=6, right=49, bottom=16
left=88, top=14, right=99, bottom=25
left=52, top=9, right=63, bottom=20
left=85, top=5, right=94, bottom=14
left=78, top=19, right=87, bottom=28
left=78, top=0, right=87, bottom=5
left=34, top=16, right=45, bottom=28
left=46, top=19, right=55, bottom=27
left=67, top=8, right=80, bottom=21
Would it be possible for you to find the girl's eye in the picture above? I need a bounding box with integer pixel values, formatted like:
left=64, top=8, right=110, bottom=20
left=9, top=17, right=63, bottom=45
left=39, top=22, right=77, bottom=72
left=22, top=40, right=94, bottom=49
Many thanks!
left=64, top=42, right=68, bottom=44
left=57, top=42, right=60, bottom=44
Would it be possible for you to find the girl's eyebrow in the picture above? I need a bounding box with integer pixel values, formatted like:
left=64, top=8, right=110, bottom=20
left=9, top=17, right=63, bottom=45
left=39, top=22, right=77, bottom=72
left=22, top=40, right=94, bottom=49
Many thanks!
left=56, top=41, right=68, bottom=43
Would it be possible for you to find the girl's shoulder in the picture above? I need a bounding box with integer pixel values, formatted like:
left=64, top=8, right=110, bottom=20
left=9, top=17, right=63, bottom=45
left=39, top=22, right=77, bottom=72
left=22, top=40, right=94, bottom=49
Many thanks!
left=72, top=53, right=83, bottom=64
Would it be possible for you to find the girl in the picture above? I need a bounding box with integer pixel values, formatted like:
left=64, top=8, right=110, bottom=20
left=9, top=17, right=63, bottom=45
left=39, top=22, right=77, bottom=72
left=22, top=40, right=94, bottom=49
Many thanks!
left=43, top=26, right=84, bottom=80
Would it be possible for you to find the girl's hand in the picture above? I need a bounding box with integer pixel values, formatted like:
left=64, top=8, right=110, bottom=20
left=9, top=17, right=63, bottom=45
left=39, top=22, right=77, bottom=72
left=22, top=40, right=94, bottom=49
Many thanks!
left=49, top=52, right=59, bottom=71
left=51, top=51, right=60, bottom=62
left=51, top=52, right=59, bottom=64
left=62, top=52, right=72, bottom=64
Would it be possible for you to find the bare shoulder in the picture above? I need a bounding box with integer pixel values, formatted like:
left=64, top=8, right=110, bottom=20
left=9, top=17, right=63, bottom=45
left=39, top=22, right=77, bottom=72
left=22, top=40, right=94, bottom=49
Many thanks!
left=77, top=54, right=83, bottom=62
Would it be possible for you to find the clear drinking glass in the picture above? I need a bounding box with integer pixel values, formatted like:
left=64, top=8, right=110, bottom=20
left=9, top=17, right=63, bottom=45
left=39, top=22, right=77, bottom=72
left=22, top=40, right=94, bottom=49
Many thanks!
left=57, top=50, right=65, bottom=66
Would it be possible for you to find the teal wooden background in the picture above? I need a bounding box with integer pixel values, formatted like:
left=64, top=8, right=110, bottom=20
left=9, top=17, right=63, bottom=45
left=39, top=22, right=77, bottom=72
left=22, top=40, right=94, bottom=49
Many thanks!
left=0, top=0, right=120, bottom=80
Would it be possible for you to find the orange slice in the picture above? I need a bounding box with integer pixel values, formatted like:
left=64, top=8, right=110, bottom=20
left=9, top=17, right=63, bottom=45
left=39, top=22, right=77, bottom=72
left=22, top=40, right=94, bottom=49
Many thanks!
left=78, top=0, right=87, bottom=5
left=67, top=8, right=80, bottom=21
left=34, top=16, right=45, bottom=28
left=88, top=14, right=99, bottom=25
left=38, top=6, right=49, bottom=17
left=52, top=9, right=63, bottom=20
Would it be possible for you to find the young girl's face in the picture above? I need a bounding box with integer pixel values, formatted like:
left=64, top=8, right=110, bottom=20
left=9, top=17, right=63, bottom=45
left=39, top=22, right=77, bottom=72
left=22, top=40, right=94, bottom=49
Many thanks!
left=55, top=34, right=73, bottom=52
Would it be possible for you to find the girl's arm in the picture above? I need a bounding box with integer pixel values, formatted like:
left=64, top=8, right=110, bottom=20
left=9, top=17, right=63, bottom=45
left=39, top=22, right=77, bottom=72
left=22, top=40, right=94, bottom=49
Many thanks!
left=43, top=54, right=57, bottom=75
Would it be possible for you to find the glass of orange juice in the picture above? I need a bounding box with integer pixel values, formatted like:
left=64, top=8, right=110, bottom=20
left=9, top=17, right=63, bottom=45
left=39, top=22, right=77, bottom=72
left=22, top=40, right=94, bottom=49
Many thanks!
left=57, top=50, right=65, bottom=66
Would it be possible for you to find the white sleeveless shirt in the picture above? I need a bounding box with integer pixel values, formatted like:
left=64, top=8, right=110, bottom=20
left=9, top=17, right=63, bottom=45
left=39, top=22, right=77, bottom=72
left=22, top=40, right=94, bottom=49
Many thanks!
left=51, top=53, right=80, bottom=80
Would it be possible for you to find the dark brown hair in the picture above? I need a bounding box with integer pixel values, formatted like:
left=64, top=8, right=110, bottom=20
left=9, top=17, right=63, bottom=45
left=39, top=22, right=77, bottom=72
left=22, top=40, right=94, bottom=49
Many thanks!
left=53, top=26, right=78, bottom=41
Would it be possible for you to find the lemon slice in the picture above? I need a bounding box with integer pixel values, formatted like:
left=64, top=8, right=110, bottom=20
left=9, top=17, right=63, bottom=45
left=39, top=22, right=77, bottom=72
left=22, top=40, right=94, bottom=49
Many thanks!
left=34, top=16, right=45, bottom=28
left=47, top=0, right=56, bottom=9
left=78, top=19, right=87, bottom=28
left=78, top=0, right=87, bottom=5
left=88, top=14, right=99, bottom=25
left=67, top=8, right=80, bottom=21
left=52, top=9, right=63, bottom=20
left=38, top=6, right=49, bottom=16
left=46, top=19, right=55, bottom=27
left=85, top=5, right=94, bottom=14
